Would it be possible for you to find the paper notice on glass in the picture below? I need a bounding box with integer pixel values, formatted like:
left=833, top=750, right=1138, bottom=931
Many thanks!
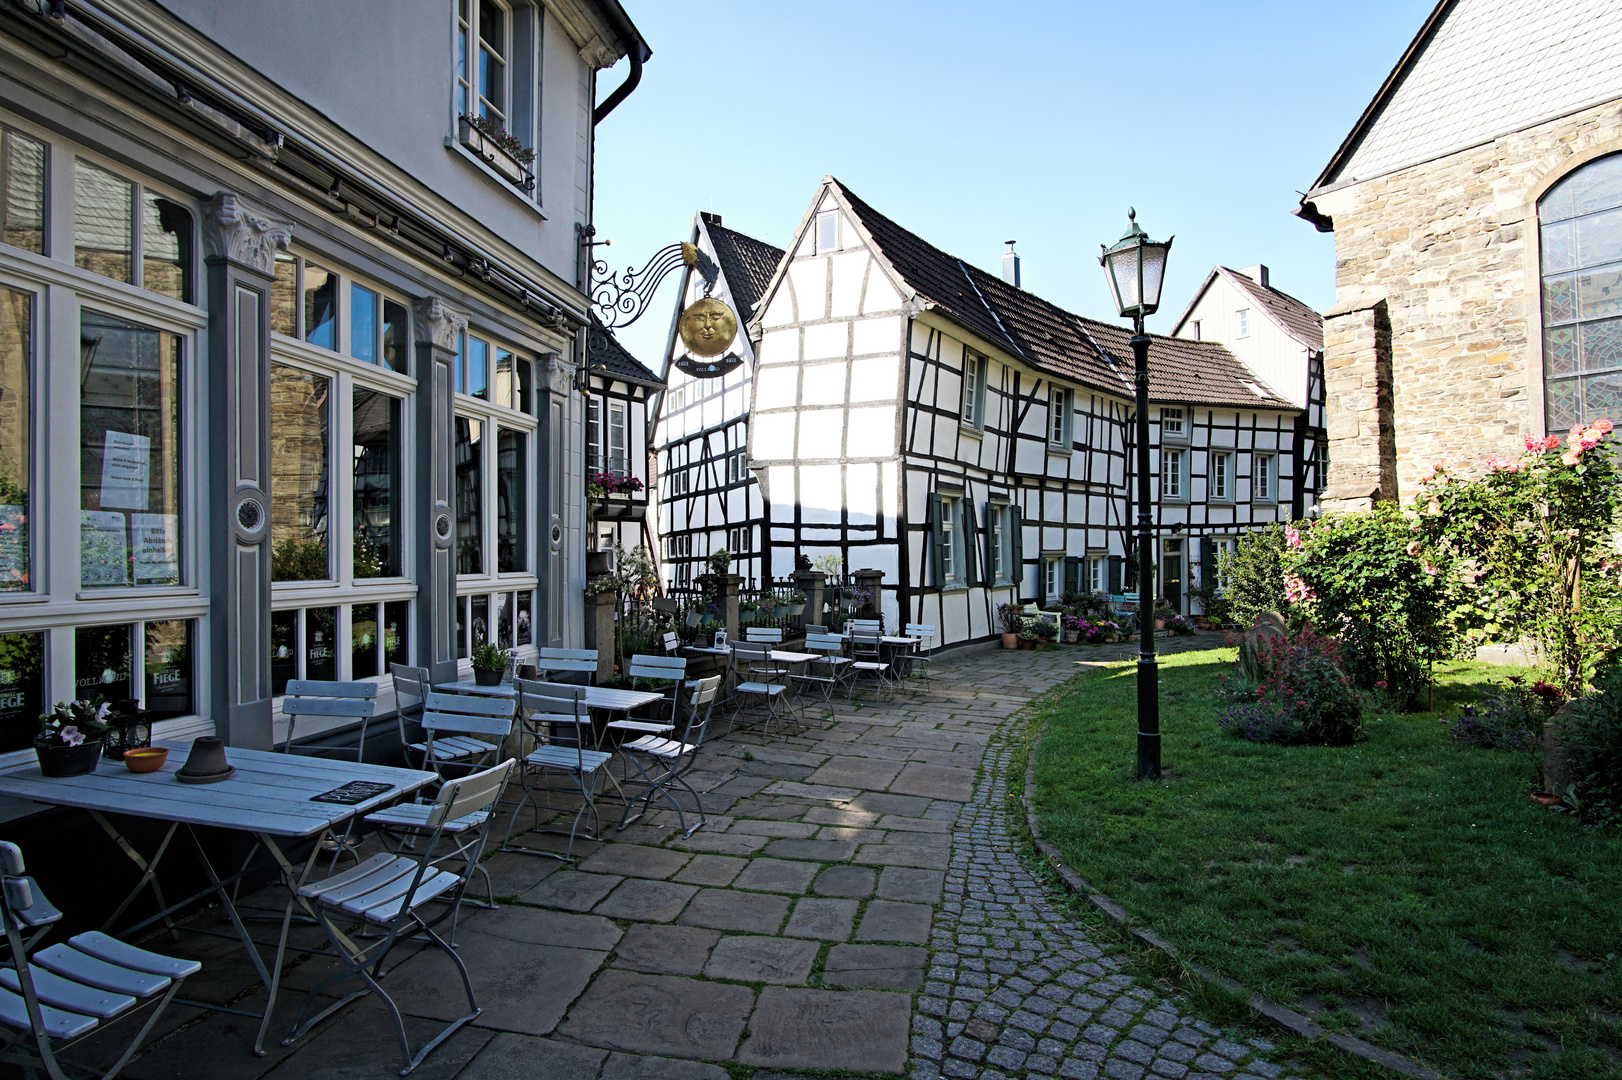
left=80, top=510, right=129, bottom=586
left=131, top=513, right=179, bottom=584
left=0, top=505, right=25, bottom=589
left=100, top=431, right=150, bottom=510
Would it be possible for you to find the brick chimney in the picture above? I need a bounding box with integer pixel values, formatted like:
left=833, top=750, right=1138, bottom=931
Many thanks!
left=1238, top=264, right=1270, bottom=289
left=1001, top=241, right=1020, bottom=287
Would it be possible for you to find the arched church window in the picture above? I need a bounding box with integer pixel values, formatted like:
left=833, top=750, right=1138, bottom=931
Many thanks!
left=1540, top=153, right=1622, bottom=429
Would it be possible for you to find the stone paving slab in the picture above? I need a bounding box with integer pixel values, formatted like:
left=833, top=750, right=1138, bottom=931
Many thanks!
left=557, top=970, right=753, bottom=1059
left=703, top=935, right=820, bottom=984
left=823, top=943, right=929, bottom=991
left=610, top=924, right=719, bottom=976
left=677, top=887, right=791, bottom=934
left=739, top=986, right=912, bottom=1073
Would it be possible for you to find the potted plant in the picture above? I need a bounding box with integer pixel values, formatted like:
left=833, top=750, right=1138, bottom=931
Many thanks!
left=1061, top=615, right=1083, bottom=645
left=785, top=590, right=807, bottom=616
left=1033, top=618, right=1059, bottom=650
left=1165, top=614, right=1197, bottom=636
left=999, top=603, right=1023, bottom=649
left=457, top=113, right=536, bottom=188
left=470, top=643, right=513, bottom=686
left=1153, top=599, right=1174, bottom=631
left=738, top=599, right=757, bottom=625
left=36, top=699, right=112, bottom=777
left=1017, top=618, right=1041, bottom=650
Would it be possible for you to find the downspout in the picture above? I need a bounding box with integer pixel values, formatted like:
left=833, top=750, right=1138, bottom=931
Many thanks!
left=592, top=2, right=649, bottom=126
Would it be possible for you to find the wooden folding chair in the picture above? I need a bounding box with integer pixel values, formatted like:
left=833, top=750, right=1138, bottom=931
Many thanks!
left=0, top=841, right=200, bottom=1080
left=283, top=761, right=514, bottom=1076
left=617, top=675, right=722, bottom=838
left=793, top=632, right=854, bottom=703
left=391, top=664, right=491, bottom=773
left=904, top=624, right=938, bottom=681
left=848, top=630, right=893, bottom=702
left=502, top=681, right=612, bottom=861
left=535, top=647, right=597, bottom=685
left=728, top=642, right=791, bottom=738
left=279, top=680, right=379, bottom=761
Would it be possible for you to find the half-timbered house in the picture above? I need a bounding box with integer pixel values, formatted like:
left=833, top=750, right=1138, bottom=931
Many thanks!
left=651, top=213, right=783, bottom=588
left=735, top=178, right=1307, bottom=645
left=586, top=317, right=660, bottom=555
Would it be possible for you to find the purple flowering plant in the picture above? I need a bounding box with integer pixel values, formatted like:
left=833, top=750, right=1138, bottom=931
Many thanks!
left=39, top=697, right=113, bottom=748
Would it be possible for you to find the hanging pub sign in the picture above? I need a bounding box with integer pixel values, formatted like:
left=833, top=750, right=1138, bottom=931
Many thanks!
left=675, top=352, right=743, bottom=379
left=677, top=296, right=737, bottom=358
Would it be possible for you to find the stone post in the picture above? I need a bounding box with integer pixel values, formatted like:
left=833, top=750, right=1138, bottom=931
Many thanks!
left=794, top=570, right=825, bottom=631
left=853, top=569, right=884, bottom=624
left=720, top=574, right=741, bottom=641
left=200, top=193, right=291, bottom=750
left=586, top=584, right=616, bottom=684
left=1321, top=292, right=1396, bottom=512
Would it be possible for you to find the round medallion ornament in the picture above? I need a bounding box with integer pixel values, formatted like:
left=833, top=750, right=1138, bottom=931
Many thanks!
left=677, top=297, right=737, bottom=358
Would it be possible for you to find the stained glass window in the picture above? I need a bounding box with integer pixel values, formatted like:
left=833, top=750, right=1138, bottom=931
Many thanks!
left=1539, top=154, right=1622, bottom=427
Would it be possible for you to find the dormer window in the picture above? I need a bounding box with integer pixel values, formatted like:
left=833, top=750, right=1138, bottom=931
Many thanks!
left=816, top=209, right=840, bottom=253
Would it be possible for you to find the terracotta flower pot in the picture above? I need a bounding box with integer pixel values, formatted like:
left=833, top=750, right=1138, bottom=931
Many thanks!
left=1530, top=791, right=1562, bottom=807
left=1001, top=633, right=1018, bottom=649
left=1019, top=639, right=1034, bottom=650
left=1154, top=618, right=1166, bottom=630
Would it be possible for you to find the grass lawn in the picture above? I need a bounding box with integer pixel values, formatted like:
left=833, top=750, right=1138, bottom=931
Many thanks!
left=1031, top=648, right=1622, bottom=1080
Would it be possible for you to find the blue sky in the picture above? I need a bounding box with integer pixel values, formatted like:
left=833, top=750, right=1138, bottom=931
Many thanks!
left=592, top=0, right=1434, bottom=366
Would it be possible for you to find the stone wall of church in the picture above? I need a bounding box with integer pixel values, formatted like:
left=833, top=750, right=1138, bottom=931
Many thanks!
left=1318, top=97, right=1622, bottom=508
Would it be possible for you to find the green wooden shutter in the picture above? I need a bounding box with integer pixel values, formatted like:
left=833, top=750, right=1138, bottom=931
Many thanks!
left=1108, top=555, right=1124, bottom=595
left=1065, top=556, right=1080, bottom=596
left=1200, top=537, right=1215, bottom=589
left=928, top=494, right=945, bottom=587
left=983, top=502, right=997, bottom=580
left=962, top=501, right=979, bottom=586
left=1010, top=506, right=1025, bottom=596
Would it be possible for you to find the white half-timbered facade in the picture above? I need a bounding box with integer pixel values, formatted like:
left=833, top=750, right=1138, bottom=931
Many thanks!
left=651, top=214, right=781, bottom=588
left=655, top=179, right=1312, bottom=647
left=586, top=317, right=660, bottom=555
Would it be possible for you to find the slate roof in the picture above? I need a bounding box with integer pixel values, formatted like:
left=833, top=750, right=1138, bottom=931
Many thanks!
left=1223, top=269, right=1323, bottom=353
left=702, top=213, right=785, bottom=319
left=832, top=181, right=1294, bottom=411
left=587, top=315, right=662, bottom=388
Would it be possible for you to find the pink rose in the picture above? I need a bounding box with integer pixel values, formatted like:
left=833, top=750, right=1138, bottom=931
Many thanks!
left=1563, top=450, right=1582, bottom=466
left=1594, top=418, right=1614, bottom=433
left=1406, top=541, right=1422, bottom=556
left=1524, top=435, right=1540, bottom=451
left=1543, top=436, right=1561, bottom=451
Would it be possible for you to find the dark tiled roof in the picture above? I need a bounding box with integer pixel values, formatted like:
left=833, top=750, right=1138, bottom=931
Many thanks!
left=834, top=180, right=1293, bottom=411
left=704, top=216, right=785, bottom=319
left=1222, top=268, right=1324, bottom=352
left=587, top=315, right=662, bottom=387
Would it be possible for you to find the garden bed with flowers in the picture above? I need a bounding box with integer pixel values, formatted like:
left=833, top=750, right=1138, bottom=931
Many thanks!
left=1031, top=649, right=1622, bottom=1079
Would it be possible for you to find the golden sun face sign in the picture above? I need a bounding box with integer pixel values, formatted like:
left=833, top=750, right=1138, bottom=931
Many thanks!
left=678, top=297, right=737, bottom=357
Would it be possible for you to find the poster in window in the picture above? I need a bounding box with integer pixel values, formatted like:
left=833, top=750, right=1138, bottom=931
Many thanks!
left=0, top=505, right=26, bottom=590
left=131, top=513, right=179, bottom=584
left=80, top=510, right=130, bottom=586
left=99, top=430, right=150, bottom=511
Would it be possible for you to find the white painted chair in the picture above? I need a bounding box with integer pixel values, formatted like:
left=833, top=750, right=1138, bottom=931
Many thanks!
left=503, top=681, right=613, bottom=861
left=744, top=626, right=783, bottom=644
left=617, top=654, right=691, bottom=737
left=848, top=619, right=883, bottom=638
left=391, top=665, right=486, bottom=773
left=728, top=642, right=790, bottom=738
left=904, top=623, right=938, bottom=681
left=661, top=632, right=681, bottom=655
left=617, top=675, right=722, bottom=838
left=793, top=632, right=854, bottom=703
left=0, top=841, right=200, bottom=1080
left=282, top=760, right=514, bottom=1076
left=848, top=630, right=893, bottom=702
left=536, top=647, right=597, bottom=684
left=279, top=680, right=379, bottom=762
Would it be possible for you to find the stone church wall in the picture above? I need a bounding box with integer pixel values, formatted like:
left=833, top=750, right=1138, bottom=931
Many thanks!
left=1318, top=97, right=1622, bottom=508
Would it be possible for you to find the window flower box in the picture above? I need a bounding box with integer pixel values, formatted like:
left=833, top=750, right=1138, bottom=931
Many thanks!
left=458, top=116, right=535, bottom=191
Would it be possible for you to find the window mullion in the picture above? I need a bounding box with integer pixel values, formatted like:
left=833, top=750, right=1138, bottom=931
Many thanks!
left=334, top=371, right=355, bottom=587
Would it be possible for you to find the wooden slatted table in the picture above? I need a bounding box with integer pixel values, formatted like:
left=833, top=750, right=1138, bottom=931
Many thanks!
left=0, top=742, right=435, bottom=1056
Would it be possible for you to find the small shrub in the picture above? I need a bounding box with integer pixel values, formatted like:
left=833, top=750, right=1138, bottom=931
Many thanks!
left=1164, top=614, right=1197, bottom=636
left=1215, top=701, right=1296, bottom=744
left=1216, top=523, right=1289, bottom=628
left=1448, top=679, right=1566, bottom=752
left=1216, top=627, right=1364, bottom=746
left=1557, top=671, right=1622, bottom=824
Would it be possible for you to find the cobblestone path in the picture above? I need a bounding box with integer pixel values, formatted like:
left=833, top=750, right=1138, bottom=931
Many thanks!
left=911, top=666, right=1309, bottom=1080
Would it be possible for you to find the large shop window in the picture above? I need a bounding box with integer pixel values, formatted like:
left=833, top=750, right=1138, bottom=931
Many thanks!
left=456, top=417, right=483, bottom=575
left=1, top=125, right=46, bottom=254
left=271, top=254, right=407, bottom=373
left=1540, top=153, right=1622, bottom=428
left=353, top=389, right=401, bottom=579
left=270, top=602, right=408, bottom=695
left=73, top=160, right=192, bottom=303
left=496, top=428, right=527, bottom=573
left=71, top=620, right=194, bottom=724
left=0, top=290, right=30, bottom=592
left=270, top=364, right=331, bottom=582
left=0, top=630, right=43, bottom=752
left=79, top=312, right=182, bottom=589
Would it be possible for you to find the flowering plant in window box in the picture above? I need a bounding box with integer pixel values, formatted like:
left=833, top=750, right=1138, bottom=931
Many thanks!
left=458, top=114, right=536, bottom=189
left=36, top=698, right=114, bottom=777
left=587, top=472, right=645, bottom=501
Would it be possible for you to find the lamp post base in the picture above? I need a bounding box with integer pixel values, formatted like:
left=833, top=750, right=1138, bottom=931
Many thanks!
left=1136, top=654, right=1161, bottom=780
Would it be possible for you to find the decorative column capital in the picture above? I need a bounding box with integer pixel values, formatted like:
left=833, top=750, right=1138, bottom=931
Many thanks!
left=200, top=192, right=292, bottom=275
left=412, top=297, right=469, bottom=352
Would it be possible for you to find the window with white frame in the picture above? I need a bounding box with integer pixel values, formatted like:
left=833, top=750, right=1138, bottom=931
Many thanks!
left=1236, top=308, right=1250, bottom=337
left=1161, top=448, right=1185, bottom=500
left=606, top=400, right=627, bottom=475
left=1254, top=453, right=1275, bottom=502
left=668, top=461, right=689, bottom=496
left=1210, top=451, right=1232, bottom=501
left=961, top=352, right=987, bottom=429
left=939, top=495, right=959, bottom=582
left=816, top=209, right=840, bottom=253
left=1210, top=537, right=1238, bottom=588
left=1049, top=386, right=1071, bottom=447
left=1044, top=557, right=1061, bottom=602
left=988, top=505, right=1005, bottom=581
left=726, top=452, right=744, bottom=485
left=1160, top=406, right=1185, bottom=438
left=458, top=0, right=510, bottom=125
left=0, top=123, right=209, bottom=743
left=728, top=526, right=751, bottom=554
left=1189, top=320, right=1201, bottom=341
left=1087, top=554, right=1108, bottom=595
left=668, top=534, right=692, bottom=587
left=271, top=253, right=412, bottom=375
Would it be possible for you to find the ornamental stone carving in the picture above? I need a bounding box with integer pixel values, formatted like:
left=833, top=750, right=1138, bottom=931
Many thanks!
left=412, top=297, right=469, bottom=351
left=200, top=192, right=292, bottom=275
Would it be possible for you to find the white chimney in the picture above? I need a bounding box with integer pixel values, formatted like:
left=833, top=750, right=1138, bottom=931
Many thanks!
left=1239, top=264, right=1270, bottom=289
left=1001, top=240, right=1020, bottom=287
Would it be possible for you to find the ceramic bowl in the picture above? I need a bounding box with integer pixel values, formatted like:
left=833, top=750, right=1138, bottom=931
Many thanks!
left=123, top=747, right=168, bottom=773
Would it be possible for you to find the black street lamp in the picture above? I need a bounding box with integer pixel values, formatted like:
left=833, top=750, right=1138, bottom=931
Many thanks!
left=1100, top=209, right=1173, bottom=781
